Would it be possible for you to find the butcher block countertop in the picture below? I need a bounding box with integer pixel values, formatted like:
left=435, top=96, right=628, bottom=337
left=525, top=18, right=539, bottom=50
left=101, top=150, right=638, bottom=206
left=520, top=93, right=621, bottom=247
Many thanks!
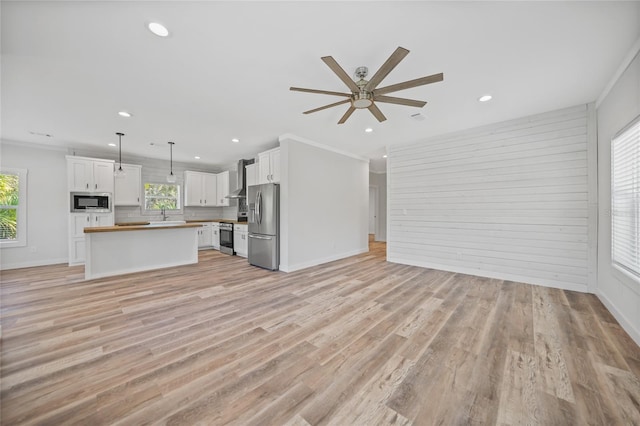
left=185, top=219, right=248, bottom=224
left=85, top=223, right=202, bottom=233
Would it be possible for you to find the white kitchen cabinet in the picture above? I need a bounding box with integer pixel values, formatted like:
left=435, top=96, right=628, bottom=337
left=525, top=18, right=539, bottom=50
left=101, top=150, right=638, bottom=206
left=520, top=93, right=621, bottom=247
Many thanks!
left=195, top=223, right=213, bottom=249
left=184, top=171, right=217, bottom=207
left=234, top=224, right=248, bottom=258
left=216, top=170, right=230, bottom=206
left=68, top=212, right=114, bottom=265
left=211, top=222, right=220, bottom=250
left=245, top=163, right=258, bottom=188
left=114, top=164, right=142, bottom=206
left=67, top=156, right=115, bottom=193
left=257, top=148, right=280, bottom=184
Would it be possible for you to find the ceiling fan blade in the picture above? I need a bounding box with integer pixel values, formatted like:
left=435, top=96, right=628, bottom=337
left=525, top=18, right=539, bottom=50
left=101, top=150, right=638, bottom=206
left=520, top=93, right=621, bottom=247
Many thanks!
left=290, top=87, right=351, bottom=97
left=374, top=72, right=444, bottom=96
left=374, top=95, right=426, bottom=108
left=338, top=106, right=356, bottom=124
left=321, top=56, right=360, bottom=92
left=368, top=103, right=387, bottom=122
left=364, top=47, right=410, bottom=92
left=303, top=99, right=351, bottom=114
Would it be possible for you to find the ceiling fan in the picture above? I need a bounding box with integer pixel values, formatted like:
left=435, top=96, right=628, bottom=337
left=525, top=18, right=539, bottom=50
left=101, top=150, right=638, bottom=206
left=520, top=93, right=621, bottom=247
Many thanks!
left=290, top=46, right=443, bottom=124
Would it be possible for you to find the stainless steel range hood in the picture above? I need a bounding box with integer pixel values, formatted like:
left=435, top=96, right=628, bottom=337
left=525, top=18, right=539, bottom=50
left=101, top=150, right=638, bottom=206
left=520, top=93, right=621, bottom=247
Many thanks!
left=227, top=158, right=255, bottom=199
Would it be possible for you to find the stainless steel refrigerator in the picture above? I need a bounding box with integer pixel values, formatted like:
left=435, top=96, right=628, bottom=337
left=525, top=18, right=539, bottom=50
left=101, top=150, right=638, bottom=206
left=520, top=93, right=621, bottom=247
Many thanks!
left=248, top=183, right=279, bottom=270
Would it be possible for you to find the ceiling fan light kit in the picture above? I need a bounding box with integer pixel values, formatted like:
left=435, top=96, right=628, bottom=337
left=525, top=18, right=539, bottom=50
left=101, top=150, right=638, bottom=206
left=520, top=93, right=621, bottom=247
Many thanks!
left=291, top=46, right=443, bottom=124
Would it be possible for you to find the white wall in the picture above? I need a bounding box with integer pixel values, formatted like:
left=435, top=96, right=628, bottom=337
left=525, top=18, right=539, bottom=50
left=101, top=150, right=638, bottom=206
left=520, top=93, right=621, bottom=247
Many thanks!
left=596, top=48, right=640, bottom=344
left=369, top=172, right=387, bottom=242
left=1, top=142, right=68, bottom=269
left=387, top=104, right=595, bottom=292
left=279, top=134, right=369, bottom=272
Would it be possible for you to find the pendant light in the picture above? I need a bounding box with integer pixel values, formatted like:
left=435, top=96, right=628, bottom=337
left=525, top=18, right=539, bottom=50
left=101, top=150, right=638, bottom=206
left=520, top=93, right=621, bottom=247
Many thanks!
left=167, top=141, right=177, bottom=183
left=114, top=132, right=126, bottom=178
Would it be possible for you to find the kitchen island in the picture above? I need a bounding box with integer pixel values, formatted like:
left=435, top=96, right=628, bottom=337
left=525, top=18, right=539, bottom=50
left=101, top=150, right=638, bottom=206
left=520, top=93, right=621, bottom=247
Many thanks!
left=83, top=223, right=201, bottom=280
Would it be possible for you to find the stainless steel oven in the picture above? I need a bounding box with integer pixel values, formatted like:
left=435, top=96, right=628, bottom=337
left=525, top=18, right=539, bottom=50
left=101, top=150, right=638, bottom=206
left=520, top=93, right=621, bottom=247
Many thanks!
left=219, top=222, right=234, bottom=255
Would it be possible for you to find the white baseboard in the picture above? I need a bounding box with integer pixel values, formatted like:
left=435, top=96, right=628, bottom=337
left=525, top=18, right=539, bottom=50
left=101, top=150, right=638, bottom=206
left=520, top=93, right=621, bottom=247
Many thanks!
left=0, top=258, right=68, bottom=270
left=596, top=289, right=640, bottom=347
left=386, top=256, right=590, bottom=294
left=280, top=247, right=369, bottom=273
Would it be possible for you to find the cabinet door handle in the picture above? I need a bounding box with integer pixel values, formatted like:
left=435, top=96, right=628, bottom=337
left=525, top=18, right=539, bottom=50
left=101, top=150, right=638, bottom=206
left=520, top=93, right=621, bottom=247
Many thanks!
left=86, top=216, right=90, bottom=223
left=86, top=183, right=89, bottom=189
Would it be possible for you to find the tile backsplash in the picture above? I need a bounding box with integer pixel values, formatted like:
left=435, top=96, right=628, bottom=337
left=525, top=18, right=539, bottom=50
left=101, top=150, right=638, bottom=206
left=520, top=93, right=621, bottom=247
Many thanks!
left=115, top=205, right=237, bottom=223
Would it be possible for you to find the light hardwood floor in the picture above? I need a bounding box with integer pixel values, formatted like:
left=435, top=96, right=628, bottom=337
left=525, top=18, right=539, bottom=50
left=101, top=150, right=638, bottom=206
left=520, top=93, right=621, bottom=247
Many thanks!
left=1, top=241, right=639, bottom=425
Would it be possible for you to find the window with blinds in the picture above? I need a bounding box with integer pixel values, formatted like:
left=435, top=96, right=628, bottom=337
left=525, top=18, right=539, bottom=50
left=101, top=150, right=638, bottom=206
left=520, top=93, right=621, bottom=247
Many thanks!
left=611, top=116, right=640, bottom=281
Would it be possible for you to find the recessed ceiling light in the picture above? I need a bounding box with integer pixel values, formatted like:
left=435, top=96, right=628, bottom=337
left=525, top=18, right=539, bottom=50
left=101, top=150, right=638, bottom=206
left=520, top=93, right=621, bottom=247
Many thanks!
left=148, top=22, right=169, bottom=37
left=383, top=154, right=388, bottom=158
left=365, top=128, right=373, bottom=133
left=108, top=143, right=117, bottom=147
left=118, top=111, right=132, bottom=118
left=194, top=156, right=201, bottom=159
left=232, top=138, right=240, bottom=143
left=478, top=95, right=492, bottom=102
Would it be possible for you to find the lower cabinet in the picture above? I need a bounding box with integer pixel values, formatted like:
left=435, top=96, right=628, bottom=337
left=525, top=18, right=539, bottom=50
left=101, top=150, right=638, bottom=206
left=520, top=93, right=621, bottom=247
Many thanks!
left=68, top=212, right=114, bottom=265
left=234, top=224, right=248, bottom=258
left=212, top=222, right=220, bottom=250
left=196, top=223, right=213, bottom=249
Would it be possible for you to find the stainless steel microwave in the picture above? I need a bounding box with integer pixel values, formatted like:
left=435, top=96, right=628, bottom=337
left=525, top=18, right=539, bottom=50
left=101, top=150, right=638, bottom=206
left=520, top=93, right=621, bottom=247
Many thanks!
left=70, top=192, right=112, bottom=213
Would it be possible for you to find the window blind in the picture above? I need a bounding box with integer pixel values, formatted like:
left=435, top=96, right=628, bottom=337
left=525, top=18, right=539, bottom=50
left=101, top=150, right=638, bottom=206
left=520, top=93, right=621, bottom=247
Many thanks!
left=612, top=116, right=640, bottom=280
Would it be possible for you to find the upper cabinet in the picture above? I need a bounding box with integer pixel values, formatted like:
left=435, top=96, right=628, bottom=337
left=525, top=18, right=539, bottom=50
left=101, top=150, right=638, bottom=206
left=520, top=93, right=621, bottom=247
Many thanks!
left=114, top=164, right=142, bottom=206
left=257, top=148, right=280, bottom=184
left=67, top=156, right=114, bottom=192
left=184, top=171, right=217, bottom=207
left=216, top=170, right=230, bottom=206
left=246, top=163, right=258, bottom=188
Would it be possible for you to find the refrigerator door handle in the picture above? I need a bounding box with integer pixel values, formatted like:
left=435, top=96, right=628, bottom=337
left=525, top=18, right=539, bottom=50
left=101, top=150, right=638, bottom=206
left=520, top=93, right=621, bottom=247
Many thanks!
left=255, top=191, right=259, bottom=224
left=249, top=234, right=272, bottom=240
left=257, top=191, right=262, bottom=224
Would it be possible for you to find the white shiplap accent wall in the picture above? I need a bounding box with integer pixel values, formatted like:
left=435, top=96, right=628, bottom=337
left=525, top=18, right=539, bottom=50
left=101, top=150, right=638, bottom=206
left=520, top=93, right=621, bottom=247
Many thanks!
left=388, top=104, right=592, bottom=292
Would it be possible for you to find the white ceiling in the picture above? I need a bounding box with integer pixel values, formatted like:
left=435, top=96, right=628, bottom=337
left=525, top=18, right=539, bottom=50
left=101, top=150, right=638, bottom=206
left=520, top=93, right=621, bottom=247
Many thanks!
left=2, top=1, right=639, bottom=172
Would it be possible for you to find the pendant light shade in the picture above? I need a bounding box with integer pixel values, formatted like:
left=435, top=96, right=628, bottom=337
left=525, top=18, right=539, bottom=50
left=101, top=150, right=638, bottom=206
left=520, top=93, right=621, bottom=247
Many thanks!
left=114, top=132, right=126, bottom=178
left=167, top=141, right=177, bottom=183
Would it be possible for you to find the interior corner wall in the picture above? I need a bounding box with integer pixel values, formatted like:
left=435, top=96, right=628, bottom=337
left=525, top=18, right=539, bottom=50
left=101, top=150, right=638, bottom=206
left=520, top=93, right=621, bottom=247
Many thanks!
left=387, top=104, right=592, bottom=292
left=279, top=137, right=368, bottom=272
left=596, top=50, right=640, bottom=345
left=1, top=142, right=68, bottom=269
left=369, top=172, right=387, bottom=242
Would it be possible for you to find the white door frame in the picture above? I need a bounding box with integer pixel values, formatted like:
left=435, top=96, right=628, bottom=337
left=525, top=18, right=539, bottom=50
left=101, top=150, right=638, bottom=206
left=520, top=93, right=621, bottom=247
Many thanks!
left=369, top=185, right=379, bottom=239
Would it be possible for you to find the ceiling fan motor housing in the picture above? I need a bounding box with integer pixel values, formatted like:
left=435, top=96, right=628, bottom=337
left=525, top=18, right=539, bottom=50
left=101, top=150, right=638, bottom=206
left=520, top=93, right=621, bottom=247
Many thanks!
left=355, top=66, right=368, bottom=79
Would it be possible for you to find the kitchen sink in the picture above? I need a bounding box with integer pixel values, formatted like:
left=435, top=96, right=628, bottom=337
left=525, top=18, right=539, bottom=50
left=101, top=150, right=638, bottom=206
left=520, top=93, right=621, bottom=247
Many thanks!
left=147, top=220, right=187, bottom=226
